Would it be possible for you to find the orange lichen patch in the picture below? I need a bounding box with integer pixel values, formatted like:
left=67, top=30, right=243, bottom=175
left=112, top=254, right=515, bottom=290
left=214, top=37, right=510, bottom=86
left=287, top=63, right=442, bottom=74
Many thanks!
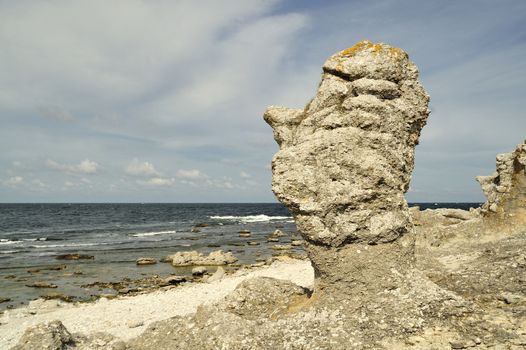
left=340, top=40, right=406, bottom=60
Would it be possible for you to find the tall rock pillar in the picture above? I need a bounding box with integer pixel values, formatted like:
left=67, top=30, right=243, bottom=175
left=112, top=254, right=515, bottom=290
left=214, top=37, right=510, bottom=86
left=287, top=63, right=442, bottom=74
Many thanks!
left=264, top=41, right=429, bottom=301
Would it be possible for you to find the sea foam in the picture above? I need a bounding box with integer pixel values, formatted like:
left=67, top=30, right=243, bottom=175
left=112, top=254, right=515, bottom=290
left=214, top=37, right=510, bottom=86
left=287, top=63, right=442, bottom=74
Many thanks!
left=210, top=215, right=292, bottom=223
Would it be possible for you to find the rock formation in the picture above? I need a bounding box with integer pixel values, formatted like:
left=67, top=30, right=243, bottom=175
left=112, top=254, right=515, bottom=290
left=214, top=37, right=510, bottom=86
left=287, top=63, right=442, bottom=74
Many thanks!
left=264, top=40, right=429, bottom=299
left=476, top=140, right=526, bottom=229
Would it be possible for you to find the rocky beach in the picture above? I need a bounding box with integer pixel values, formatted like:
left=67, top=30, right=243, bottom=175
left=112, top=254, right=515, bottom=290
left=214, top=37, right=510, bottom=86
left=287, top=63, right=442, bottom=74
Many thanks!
left=3, top=41, right=526, bottom=349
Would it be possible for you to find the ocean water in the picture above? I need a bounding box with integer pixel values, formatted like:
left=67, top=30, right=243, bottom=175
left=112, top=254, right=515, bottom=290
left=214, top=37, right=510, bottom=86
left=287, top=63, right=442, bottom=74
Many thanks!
left=0, top=202, right=480, bottom=310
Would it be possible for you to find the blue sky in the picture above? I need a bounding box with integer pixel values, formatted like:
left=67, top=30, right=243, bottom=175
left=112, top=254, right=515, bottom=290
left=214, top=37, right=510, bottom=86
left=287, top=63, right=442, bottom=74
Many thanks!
left=0, top=0, right=525, bottom=203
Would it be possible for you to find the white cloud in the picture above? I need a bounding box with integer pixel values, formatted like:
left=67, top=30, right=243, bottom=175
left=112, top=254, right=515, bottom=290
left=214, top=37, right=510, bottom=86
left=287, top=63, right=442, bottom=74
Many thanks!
left=240, top=171, right=251, bottom=179
left=176, top=169, right=207, bottom=179
left=4, top=176, right=24, bottom=187
left=125, top=158, right=160, bottom=177
left=64, top=181, right=74, bottom=187
left=145, top=177, right=175, bottom=186
left=46, top=159, right=99, bottom=174
left=31, top=179, right=47, bottom=188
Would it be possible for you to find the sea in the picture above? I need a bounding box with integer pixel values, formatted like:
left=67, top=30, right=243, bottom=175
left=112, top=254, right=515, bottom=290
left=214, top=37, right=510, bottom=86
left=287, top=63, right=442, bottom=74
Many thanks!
left=0, top=202, right=480, bottom=310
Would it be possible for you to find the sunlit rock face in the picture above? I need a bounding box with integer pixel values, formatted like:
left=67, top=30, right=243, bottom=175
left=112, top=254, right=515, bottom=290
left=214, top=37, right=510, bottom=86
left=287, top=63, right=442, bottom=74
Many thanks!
left=476, top=140, right=526, bottom=229
left=264, top=41, right=429, bottom=297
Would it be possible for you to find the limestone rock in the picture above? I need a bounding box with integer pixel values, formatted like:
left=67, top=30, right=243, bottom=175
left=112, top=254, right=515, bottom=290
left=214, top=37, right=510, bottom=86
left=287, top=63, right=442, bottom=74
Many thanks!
left=170, top=250, right=237, bottom=267
left=264, top=40, right=429, bottom=298
left=136, top=257, right=157, bottom=265
left=12, top=320, right=72, bottom=350
left=476, top=139, right=526, bottom=227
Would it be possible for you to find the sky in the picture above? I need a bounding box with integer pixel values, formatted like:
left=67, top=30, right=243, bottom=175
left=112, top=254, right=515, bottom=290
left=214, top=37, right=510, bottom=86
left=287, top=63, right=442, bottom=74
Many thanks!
left=0, top=0, right=525, bottom=203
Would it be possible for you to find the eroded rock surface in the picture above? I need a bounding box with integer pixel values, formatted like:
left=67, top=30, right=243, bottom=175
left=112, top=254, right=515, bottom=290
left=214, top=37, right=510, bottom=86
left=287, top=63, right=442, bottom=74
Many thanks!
left=264, top=40, right=429, bottom=298
left=476, top=140, right=526, bottom=228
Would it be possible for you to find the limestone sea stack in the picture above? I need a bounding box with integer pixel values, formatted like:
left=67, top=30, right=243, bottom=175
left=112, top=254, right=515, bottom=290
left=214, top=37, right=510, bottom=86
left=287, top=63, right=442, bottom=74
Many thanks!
left=476, top=139, right=526, bottom=229
left=264, top=40, right=430, bottom=300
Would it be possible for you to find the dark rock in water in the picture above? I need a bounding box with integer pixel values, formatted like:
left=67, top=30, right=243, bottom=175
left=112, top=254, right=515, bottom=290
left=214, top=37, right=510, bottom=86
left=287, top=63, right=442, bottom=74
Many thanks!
left=0, top=297, right=11, bottom=303
left=26, top=282, right=58, bottom=288
left=4, top=274, right=16, bottom=279
left=160, top=275, right=187, bottom=286
left=267, top=237, right=279, bottom=242
left=238, top=229, right=251, bottom=234
left=247, top=241, right=260, bottom=246
left=136, top=257, right=157, bottom=265
left=55, top=253, right=94, bottom=260
left=239, top=232, right=251, bottom=237
left=28, top=265, right=66, bottom=273
left=207, top=243, right=221, bottom=248
left=41, top=293, right=75, bottom=302
left=194, top=223, right=209, bottom=228
left=12, top=320, right=72, bottom=350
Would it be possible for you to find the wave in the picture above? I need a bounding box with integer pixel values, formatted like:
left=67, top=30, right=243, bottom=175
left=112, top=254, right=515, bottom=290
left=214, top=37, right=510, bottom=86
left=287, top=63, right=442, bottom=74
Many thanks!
left=131, top=230, right=177, bottom=237
left=29, top=242, right=110, bottom=249
left=0, top=239, right=22, bottom=245
left=210, top=215, right=292, bottom=223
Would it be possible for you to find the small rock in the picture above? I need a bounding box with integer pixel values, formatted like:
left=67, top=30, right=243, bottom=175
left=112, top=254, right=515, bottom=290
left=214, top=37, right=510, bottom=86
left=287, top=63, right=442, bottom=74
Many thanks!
left=4, top=274, right=16, bottom=279
left=136, top=257, right=157, bottom=265
left=192, top=266, right=208, bottom=276
left=161, top=275, right=187, bottom=286
left=271, top=244, right=292, bottom=250
left=267, top=237, right=280, bottom=242
left=238, top=229, right=251, bottom=234
left=291, top=240, right=304, bottom=246
left=271, top=229, right=286, bottom=237
left=26, top=282, right=58, bottom=288
left=207, top=243, right=221, bottom=248
left=247, top=241, right=260, bottom=246
left=239, top=232, right=252, bottom=238
left=0, top=297, right=11, bottom=303
left=126, top=320, right=144, bottom=328
left=191, top=227, right=201, bottom=233
left=194, top=223, right=209, bottom=228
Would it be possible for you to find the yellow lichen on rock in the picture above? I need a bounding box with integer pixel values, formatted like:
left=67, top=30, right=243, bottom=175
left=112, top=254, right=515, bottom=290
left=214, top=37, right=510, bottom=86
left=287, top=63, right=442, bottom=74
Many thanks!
left=340, top=40, right=406, bottom=59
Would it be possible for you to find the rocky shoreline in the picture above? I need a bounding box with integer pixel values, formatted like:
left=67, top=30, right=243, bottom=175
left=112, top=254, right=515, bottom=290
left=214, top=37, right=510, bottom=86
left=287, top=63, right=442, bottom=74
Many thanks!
left=5, top=41, right=526, bottom=349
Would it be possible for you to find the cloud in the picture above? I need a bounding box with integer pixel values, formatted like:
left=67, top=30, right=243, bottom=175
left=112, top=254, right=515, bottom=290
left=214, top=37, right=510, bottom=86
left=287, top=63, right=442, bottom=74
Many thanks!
left=125, top=158, right=160, bottom=177
left=176, top=169, right=207, bottom=179
left=4, top=176, right=24, bottom=187
left=145, top=177, right=175, bottom=186
left=38, top=105, right=74, bottom=122
left=240, top=171, right=251, bottom=179
left=46, top=159, right=99, bottom=174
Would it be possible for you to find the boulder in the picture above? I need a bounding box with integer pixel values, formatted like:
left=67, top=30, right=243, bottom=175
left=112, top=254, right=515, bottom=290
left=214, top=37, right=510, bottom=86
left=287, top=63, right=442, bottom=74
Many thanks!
left=170, top=250, right=238, bottom=266
left=12, top=320, right=72, bottom=350
left=264, top=40, right=429, bottom=300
